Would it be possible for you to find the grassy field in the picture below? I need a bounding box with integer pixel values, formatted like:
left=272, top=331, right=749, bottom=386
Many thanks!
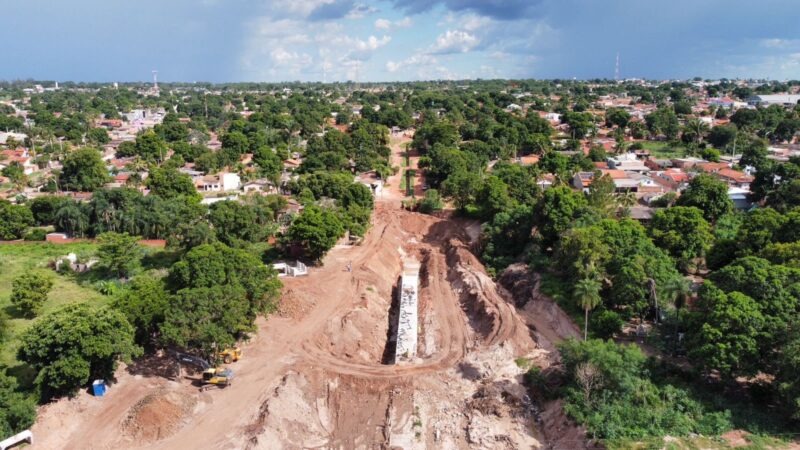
left=637, top=140, right=686, bottom=158
left=0, top=242, right=108, bottom=383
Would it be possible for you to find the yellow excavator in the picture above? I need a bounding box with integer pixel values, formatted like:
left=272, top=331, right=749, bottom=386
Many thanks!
left=176, top=352, right=234, bottom=390
left=217, top=347, right=242, bottom=364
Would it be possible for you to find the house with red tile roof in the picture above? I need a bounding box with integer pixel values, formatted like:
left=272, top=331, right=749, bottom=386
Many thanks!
left=714, top=168, right=754, bottom=189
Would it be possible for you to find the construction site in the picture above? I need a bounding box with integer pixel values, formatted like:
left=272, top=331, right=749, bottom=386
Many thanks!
left=29, top=137, right=585, bottom=450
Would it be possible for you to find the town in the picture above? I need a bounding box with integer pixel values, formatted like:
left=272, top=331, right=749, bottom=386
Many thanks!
left=1, top=76, right=798, bottom=449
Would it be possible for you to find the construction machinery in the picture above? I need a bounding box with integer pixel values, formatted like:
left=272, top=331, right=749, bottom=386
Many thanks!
left=217, top=347, right=242, bottom=364
left=175, top=352, right=234, bottom=390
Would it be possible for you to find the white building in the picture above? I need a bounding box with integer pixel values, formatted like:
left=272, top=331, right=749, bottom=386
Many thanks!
left=196, top=173, right=241, bottom=192
left=747, top=94, right=800, bottom=107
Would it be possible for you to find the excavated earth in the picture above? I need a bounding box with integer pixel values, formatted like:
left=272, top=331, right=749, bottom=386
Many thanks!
left=31, top=137, right=587, bottom=449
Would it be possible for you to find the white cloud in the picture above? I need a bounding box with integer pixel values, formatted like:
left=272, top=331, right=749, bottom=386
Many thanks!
left=386, top=54, right=437, bottom=73
left=374, top=17, right=412, bottom=31
left=760, top=38, right=800, bottom=49
left=430, top=29, right=479, bottom=54
left=346, top=3, right=378, bottom=19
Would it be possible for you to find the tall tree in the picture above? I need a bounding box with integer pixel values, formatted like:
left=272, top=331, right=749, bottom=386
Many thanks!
left=676, top=174, right=733, bottom=222
left=18, top=304, right=140, bottom=399
left=574, top=277, right=603, bottom=340
left=59, top=147, right=109, bottom=192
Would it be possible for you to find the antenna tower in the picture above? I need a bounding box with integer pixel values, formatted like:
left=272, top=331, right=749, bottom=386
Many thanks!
left=614, top=53, right=620, bottom=82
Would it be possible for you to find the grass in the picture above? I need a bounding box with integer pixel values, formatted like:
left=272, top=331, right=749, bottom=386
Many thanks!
left=0, top=242, right=108, bottom=385
left=636, top=141, right=686, bottom=158
left=635, top=140, right=723, bottom=159
left=606, top=434, right=791, bottom=450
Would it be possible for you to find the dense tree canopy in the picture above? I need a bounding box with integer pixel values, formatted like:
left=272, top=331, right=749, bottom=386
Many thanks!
left=18, top=304, right=141, bottom=399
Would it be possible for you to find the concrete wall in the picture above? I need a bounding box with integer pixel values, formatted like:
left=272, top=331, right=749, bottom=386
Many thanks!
left=394, top=258, right=420, bottom=363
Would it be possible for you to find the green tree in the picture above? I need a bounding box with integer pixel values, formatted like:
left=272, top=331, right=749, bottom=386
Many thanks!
left=161, top=286, right=252, bottom=352
left=283, top=206, right=344, bottom=261
left=0, top=371, right=36, bottom=437
left=60, top=147, right=109, bottom=192
left=134, top=131, right=168, bottom=161
left=10, top=272, right=54, bottom=318
left=146, top=167, right=201, bottom=201
left=418, top=189, right=443, bottom=214
left=0, top=200, right=34, bottom=240
left=168, top=242, right=281, bottom=314
left=1, top=161, right=27, bottom=187
left=112, top=275, right=170, bottom=346
left=605, top=107, right=631, bottom=129
left=533, top=186, right=588, bottom=247
left=18, top=303, right=141, bottom=398
left=29, top=195, right=71, bottom=225
left=87, top=127, right=110, bottom=145
left=735, top=207, right=786, bottom=256
left=209, top=201, right=267, bottom=246
left=574, top=277, right=602, bottom=340
left=687, top=282, right=763, bottom=377
left=676, top=174, right=733, bottom=222
left=648, top=206, right=713, bottom=266
left=441, top=170, right=482, bottom=210
left=97, top=232, right=143, bottom=278
left=707, top=124, right=738, bottom=149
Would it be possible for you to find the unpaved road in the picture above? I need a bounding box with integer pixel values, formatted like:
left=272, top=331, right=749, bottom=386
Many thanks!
left=32, top=134, right=583, bottom=449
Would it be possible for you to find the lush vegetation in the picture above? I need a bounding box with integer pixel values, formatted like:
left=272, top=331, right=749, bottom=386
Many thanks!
left=2, top=77, right=800, bottom=441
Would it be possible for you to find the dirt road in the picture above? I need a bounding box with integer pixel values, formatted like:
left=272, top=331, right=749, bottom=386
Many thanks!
left=32, top=134, right=581, bottom=449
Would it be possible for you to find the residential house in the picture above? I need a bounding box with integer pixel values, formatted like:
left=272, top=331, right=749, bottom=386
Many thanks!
left=728, top=187, right=753, bottom=210
left=196, top=173, right=241, bottom=192
left=671, top=157, right=706, bottom=169
left=0, top=149, right=37, bottom=175
left=714, top=168, right=754, bottom=190
left=653, top=169, right=689, bottom=191
left=607, top=152, right=650, bottom=172
left=243, top=179, right=274, bottom=194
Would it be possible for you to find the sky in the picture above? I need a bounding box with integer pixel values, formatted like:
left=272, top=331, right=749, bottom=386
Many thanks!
left=2, top=0, right=799, bottom=83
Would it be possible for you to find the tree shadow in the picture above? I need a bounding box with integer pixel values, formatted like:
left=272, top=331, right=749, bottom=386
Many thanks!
left=141, top=249, right=181, bottom=271
left=125, top=353, right=180, bottom=379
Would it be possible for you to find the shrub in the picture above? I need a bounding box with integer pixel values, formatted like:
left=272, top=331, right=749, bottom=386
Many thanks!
left=590, top=309, right=624, bottom=339
left=418, top=189, right=443, bottom=214
left=10, top=272, right=54, bottom=318
left=23, top=228, right=47, bottom=241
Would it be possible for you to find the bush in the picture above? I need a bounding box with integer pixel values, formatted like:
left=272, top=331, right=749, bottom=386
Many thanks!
left=418, top=189, right=443, bottom=214
left=10, top=272, right=54, bottom=318
left=558, top=339, right=733, bottom=440
left=590, top=309, right=624, bottom=339
left=23, top=228, right=47, bottom=241
left=0, top=371, right=36, bottom=437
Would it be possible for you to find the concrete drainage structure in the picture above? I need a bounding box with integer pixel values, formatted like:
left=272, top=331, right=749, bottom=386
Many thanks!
left=394, top=258, right=420, bottom=363
left=272, top=261, right=309, bottom=277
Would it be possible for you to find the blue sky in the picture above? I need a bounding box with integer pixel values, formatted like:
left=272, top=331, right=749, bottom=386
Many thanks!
left=2, top=0, right=799, bottom=82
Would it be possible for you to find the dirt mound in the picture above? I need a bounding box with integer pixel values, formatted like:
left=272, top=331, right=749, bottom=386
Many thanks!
left=446, top=239, right=534, bottom=352
left=497, top=263, right=538, bottom=307
left=277, top=288, right=316, bottom=319
left=499, top=263, right=581, bottom=353
left=121, top=389, right=197, bottom=444
left=245, top=370, right=414, bottom=449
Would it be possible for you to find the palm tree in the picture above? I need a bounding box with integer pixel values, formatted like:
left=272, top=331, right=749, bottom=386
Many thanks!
left=574, top=277, right=603, bottom=341
left=663, top=277, right=692, bottom=345
left=683, top=118, right=709, bottom=144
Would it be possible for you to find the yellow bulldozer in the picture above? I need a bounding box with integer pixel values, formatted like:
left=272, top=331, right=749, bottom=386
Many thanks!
left=217, top=347, right=242, bottom=364
left=176, top=352, right=234, bottom=390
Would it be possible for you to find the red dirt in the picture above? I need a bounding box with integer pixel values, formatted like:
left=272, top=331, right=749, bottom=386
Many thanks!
left=31, top=134, right=583, bottom=449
